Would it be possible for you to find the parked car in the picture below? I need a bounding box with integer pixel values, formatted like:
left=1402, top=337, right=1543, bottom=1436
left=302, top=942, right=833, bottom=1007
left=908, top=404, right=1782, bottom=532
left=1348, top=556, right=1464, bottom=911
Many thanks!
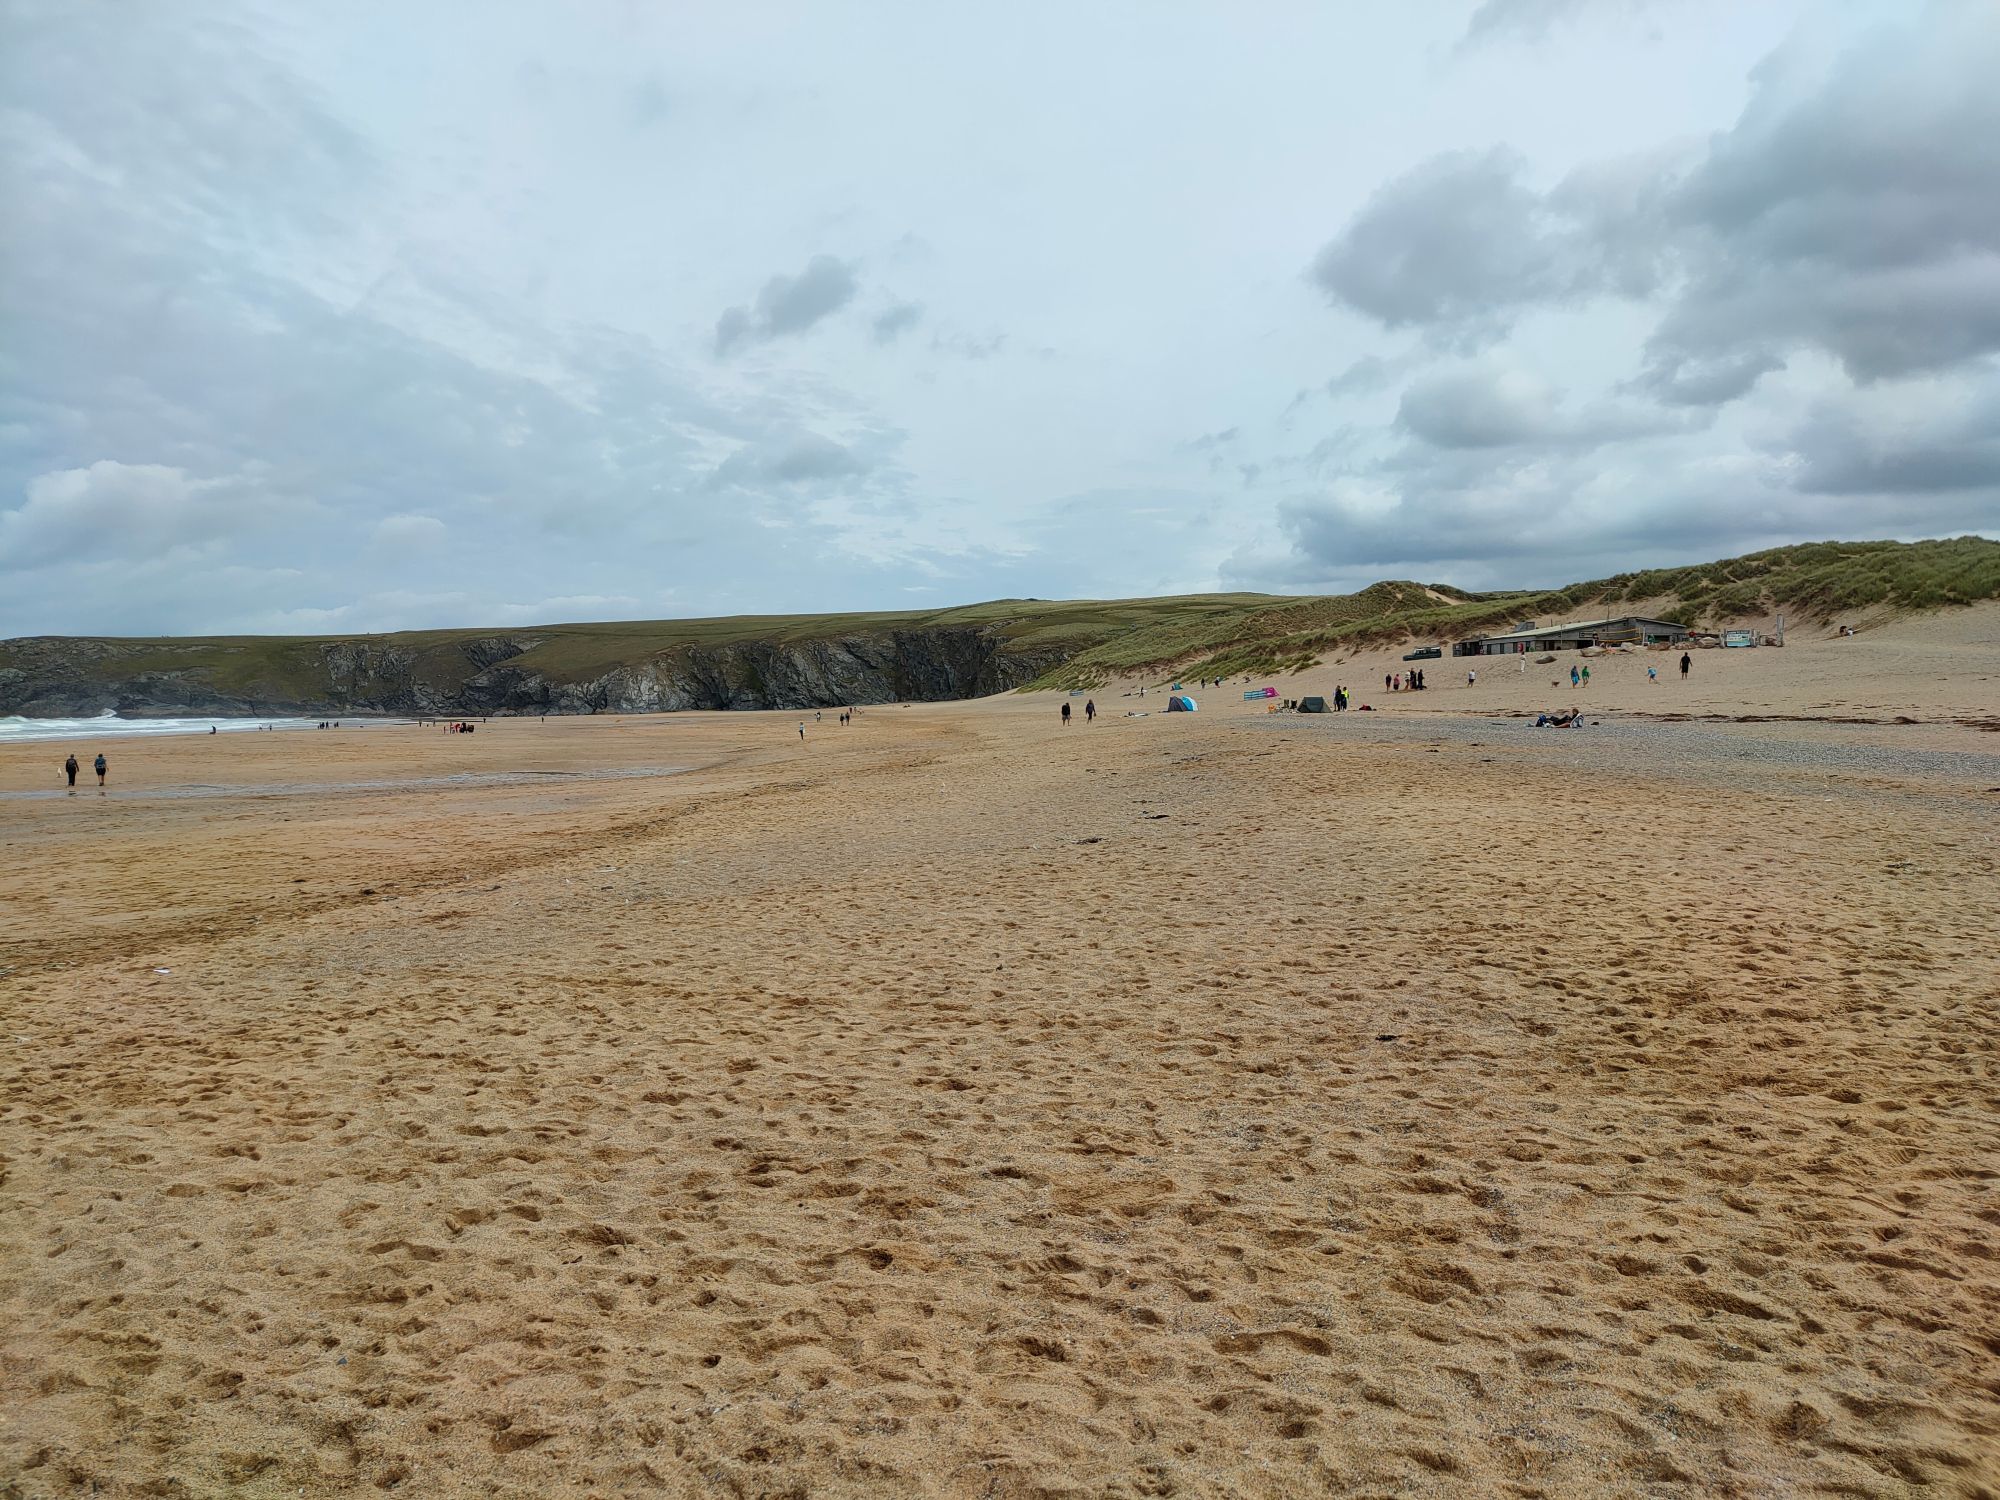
left=1401, top=646, right=1441, bottom=660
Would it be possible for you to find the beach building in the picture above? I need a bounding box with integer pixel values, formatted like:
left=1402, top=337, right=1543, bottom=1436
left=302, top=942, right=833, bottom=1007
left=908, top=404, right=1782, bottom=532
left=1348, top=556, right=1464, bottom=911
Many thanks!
left=1452, top=615, right=1691, bottom=657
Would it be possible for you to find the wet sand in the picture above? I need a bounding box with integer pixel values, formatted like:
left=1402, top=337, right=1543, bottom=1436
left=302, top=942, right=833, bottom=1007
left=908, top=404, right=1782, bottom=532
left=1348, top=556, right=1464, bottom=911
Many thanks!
left=3, top=622, right=1997, bottom=1497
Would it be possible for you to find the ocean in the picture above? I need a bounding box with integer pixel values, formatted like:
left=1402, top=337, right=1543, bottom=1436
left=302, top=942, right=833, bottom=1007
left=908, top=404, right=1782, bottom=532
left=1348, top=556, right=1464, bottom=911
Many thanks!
left=0, top=713, right=394, bottom=744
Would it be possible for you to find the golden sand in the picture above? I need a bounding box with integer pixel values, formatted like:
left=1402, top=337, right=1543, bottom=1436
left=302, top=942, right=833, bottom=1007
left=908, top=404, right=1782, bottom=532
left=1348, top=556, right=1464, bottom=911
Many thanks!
left=3, top=614, right=1997, bottom=1497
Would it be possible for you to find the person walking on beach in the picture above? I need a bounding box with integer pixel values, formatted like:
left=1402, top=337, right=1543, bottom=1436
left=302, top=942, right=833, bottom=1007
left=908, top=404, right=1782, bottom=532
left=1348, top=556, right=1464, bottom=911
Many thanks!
left=1570, top=663, right=1581, bottom=688
left=1467, top=668, right=1476, bottom=687
left=94, top=753, right=107, bottom=788
left=1647, top=665, right=1658, bottom=683
left=1061, top=701, right=1071, bottom=726
left=63, top=753, right=78, bottom=791
left=797, top=721, right=806, bottom=741
left=1680, top=651, right=1692, bottom=677
left=1580, top=664, right=1591, bottom=689
left=1084, top=699, right=1096, bottom=723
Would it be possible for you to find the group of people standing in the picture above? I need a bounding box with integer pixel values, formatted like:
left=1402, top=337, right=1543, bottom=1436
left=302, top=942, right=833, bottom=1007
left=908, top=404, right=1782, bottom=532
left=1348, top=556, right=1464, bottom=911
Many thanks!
left=1386, top=668, right=1428, bottom=692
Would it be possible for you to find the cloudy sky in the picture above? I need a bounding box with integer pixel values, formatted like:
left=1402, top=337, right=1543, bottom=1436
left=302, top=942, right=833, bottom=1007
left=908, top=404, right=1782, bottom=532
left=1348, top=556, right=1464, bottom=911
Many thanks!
left=3, top=0, right=1996, bottom=636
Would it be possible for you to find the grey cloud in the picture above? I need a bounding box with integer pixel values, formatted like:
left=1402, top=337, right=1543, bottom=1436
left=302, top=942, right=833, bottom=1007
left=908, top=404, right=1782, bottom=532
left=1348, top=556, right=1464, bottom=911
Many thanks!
left=1397, top=367, right=1553, bottom=448
left=872, top=301, right=924, bottom=344
left=1459, top=0, right=1589, bottom=47
left=1240, top=369, right=1997, bottom=590
left=1, top=3, right=375, bottom=246
left=0, top=461, right=283, bottom=571
left=1782, top=378, right=2000, bottom=496
left=1396, top=365, right=1695, bottom=449
left=1642, top=254, right=2000, bottom=389
left=1264, top=475, right=1993, bottom=590
left=714, top=255, right=859, bottom=356
left=1307, top=149, right=1588, bottom=343
left=1317, top=8, right=2000, bottom=391
left=1630, top=350, right=1784, bottom=407
left=709, top=433, right=871, bottom=488
left=1457, top=0, right=1661, bottom=50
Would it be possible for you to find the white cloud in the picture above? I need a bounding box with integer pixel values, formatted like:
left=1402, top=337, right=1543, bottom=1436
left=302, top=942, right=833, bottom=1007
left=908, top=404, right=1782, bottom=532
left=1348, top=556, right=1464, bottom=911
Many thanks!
left=1, top=462, right=276, bottom=570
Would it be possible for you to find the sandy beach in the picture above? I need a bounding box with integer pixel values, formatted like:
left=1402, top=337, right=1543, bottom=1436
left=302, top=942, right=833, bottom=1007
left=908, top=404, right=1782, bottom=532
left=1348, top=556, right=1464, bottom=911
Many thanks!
left=3, top=614, right=1997, bottom=1497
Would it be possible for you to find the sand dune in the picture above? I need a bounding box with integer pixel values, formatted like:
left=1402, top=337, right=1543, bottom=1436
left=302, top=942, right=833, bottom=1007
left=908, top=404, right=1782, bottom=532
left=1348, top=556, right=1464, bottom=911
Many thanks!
left=2, top=619, right=1997, bottom=1496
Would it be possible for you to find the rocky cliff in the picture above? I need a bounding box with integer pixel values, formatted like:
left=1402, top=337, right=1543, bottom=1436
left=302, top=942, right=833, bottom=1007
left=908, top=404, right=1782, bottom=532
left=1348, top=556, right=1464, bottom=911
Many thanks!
left=0, top=626, right=1076, bottom=718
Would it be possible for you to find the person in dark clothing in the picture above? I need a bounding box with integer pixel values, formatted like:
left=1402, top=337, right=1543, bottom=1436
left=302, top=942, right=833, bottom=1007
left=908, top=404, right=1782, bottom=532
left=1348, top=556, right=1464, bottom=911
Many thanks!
left=64, top=754, right=78, bottom=789
left=1680, top=652, right=1692, bottom=677
left=94, top=753, right=107, bottom=787
left=1061, top=701, right=1071, bottom=725
left=1084, top=699, right=1096, bottom=722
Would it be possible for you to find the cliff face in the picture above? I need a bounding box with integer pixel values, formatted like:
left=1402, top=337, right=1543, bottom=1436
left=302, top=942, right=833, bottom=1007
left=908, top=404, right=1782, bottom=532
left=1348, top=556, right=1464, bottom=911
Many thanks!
left=0, top=627, right=1073, bottom=717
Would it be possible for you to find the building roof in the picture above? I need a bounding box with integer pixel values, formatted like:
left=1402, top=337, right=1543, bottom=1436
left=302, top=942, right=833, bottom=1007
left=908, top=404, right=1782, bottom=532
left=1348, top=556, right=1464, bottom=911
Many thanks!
left=1468, top=616, right=1687, bottom=644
